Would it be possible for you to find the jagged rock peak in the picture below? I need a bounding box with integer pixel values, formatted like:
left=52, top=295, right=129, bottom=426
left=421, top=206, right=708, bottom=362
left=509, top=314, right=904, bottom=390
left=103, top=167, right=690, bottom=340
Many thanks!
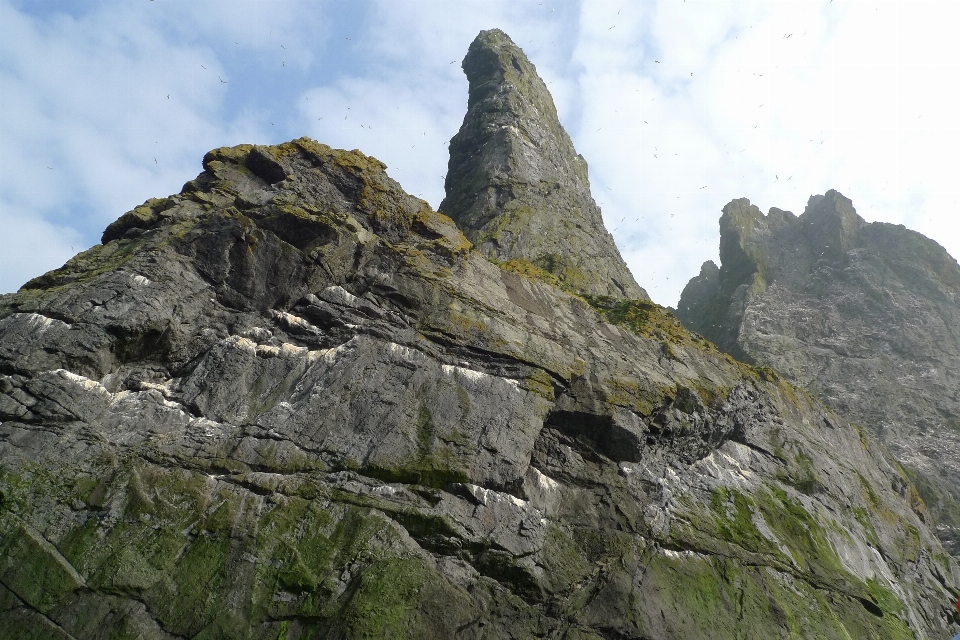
left=718, top=189, right=866, bottom=265
left=677, top=189, right=960, bottom=557
left=439, top=29, right=648, bottom=300
left=680, top=190, right=868, bottom=356
left=799, top=189, right=866, bottom=260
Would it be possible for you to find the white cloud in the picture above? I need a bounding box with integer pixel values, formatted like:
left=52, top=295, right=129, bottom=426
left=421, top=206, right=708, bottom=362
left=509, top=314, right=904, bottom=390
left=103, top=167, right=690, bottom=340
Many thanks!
left=299, top=77, right=460, bottom=207
left=571, top=0, right=960, bottom=304
left=0, top=208, right=83, bottom=293
left=293, top=0, right=580, bottom=211
left=0, top=0, right=313, bottom=292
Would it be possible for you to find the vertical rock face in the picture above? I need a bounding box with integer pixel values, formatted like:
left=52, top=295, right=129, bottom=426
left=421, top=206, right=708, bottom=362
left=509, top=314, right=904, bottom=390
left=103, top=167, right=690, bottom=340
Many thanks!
left=678, top=189, right=960, bottom=556
left=440, top=29, right=648, bottom=300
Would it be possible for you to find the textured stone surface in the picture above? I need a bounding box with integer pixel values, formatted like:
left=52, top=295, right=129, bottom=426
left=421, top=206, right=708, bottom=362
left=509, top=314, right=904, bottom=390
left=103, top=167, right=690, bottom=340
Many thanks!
left=439, top=29, right=647, bottom=300
left=1, top=140, right=958, bottom=639
left=677, top=189, right=960, bottom=558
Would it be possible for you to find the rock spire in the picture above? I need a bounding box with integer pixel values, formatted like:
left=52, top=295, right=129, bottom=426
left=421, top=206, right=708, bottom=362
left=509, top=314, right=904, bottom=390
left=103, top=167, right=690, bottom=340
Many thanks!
left=440, top=29, right=648, bottom=300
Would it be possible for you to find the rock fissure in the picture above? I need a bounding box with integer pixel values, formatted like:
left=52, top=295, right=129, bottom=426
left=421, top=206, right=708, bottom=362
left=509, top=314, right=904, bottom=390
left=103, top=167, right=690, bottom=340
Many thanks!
left=0, top=581, right=82, bottom=640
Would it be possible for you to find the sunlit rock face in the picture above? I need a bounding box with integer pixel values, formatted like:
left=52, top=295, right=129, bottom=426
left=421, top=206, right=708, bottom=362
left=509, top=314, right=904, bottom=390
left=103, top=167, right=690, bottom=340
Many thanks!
left=678, top=189, right=960, bottom=558
left=1, top=37, right=959, bottom=640
left=440, top=29, right=647, bottom=300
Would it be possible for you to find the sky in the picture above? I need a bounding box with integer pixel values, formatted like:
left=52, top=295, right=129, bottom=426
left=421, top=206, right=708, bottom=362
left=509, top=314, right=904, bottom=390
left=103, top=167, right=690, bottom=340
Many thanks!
left=2, top=0, right=960, bottom=306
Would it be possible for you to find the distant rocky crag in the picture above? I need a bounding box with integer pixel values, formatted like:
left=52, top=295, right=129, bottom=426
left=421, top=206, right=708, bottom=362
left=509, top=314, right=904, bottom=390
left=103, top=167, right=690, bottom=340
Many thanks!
left=1, top=33, right=958, bottom=640
left=678, top=190, right=960, bottom=557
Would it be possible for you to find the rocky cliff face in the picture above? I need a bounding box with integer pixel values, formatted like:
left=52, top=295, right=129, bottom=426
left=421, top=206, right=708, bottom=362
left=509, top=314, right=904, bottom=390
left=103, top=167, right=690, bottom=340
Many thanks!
left=439, top=30, right=647, bottom=300
left=677, top=190, right=960, bottom=559
left=1, top=39, right=958, bottom=640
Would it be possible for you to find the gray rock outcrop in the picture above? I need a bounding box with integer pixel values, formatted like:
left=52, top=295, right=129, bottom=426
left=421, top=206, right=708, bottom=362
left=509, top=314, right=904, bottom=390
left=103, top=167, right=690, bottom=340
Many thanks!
left=677, top=189, right=960, bottom=557
left=439, top=29, right=647, bottom=300
left=1, top=139, right=958, bottom=639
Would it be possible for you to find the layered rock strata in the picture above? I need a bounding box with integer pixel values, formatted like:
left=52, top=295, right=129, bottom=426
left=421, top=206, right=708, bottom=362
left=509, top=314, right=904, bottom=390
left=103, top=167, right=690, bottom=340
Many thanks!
left=439, top=29, right=647, bottom=300
left=677, top=189, right=960, bottom=557
left=1, top=140, right=958, bottom=639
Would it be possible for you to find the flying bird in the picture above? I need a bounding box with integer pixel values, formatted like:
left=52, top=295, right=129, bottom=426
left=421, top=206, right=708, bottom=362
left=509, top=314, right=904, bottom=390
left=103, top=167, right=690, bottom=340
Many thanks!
left=219, top=77, right=227, bottom=83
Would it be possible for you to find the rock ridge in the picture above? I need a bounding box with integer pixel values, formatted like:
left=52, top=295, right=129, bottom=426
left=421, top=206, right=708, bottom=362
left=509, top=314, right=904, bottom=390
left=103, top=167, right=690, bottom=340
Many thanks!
left=678, top=189, right=960, bottom=557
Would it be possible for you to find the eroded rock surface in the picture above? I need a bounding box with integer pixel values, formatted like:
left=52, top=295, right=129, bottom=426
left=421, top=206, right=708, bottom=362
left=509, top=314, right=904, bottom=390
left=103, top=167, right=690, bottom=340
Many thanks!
left=1, top=139, right=958, bottom=639
left=439, top=29, right=647, bottom=300
left=677, top=189, right=960, bottom=558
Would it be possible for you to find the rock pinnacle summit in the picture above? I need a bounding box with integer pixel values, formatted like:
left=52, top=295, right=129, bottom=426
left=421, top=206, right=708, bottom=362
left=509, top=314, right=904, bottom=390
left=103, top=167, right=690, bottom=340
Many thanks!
left=440, top=29, right=648, bottom=300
